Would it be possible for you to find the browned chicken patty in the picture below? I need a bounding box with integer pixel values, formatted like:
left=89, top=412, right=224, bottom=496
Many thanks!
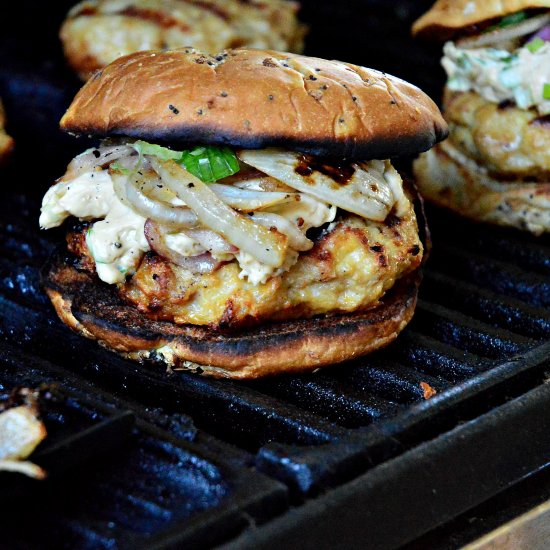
left=444, top=90, right=550, bottom=182
left=68, top=210, right=423, bottom=329
left=61, top=0, right=306, bottom=80
left=0, top=100, right=13, bottom=164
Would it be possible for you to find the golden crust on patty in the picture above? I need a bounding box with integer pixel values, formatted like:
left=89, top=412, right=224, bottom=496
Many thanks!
left=413, top=142, right=550, bottom=234
left=444, top=91, right=550, bottom=181
left=69, top=209, right=423, bottom=328
left=0, top=101, right=14, bottom=165
left=412, top=0, right=550, bottom=40
left=61, top=0, right=306, bottom=80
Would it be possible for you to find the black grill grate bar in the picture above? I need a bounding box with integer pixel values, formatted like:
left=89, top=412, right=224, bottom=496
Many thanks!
left=63, top=519, right=126, bottom=550
left=411, top=300, right=535, bottom=360
left=328, top=357, right=450, bottom=404
left=0, top=222, right=53, bottom=262
left=388, top=331, right=489, bottom=383
left=90, top=482, right=175, bottom=522
left=0, top=258, right=49, bottom=308
left=422, top=270, right=550, bottom=340
left=0, top=341, right=201, bottom=445
left=247, top=374, right=401, bottom=429
left=436, top=223, right=550, bottom=277
left=428, top=244, right=550, bottom=309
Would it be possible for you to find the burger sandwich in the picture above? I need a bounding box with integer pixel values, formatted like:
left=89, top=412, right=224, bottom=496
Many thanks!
left=61, top=0, right=306, bottom=80
left=40, top=48, right=447, bottom=378
left=413, top=0, right=550, bottom=234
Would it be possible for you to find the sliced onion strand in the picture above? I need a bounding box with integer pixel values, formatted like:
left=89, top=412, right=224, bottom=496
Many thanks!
left=152, top=159, right=288, bottom=267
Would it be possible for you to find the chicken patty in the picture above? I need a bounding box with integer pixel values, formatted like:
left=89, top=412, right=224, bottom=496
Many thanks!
left=444, top=90, right=550, bottom=182
left=61, top=0, right=306, bottom=80
left=68, top=210, right=422, bottom=329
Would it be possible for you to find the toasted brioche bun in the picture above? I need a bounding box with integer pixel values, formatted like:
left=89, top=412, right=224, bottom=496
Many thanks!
left=412, top=0, right=550, bottom=40
left=60, top=48, right=448, bottom=160
left=0, top=100, right=14, bottom=165
left=413, top=142, right=550, bottom=234
left=43, top=251, right=420, bottom=379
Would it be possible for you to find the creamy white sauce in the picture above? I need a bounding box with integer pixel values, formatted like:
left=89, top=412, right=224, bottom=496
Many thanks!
left=443, top=41, right=550, bottom=114
left=40, top=170, right=150, bottom=284
left=164, top=232, right=205, bottom=257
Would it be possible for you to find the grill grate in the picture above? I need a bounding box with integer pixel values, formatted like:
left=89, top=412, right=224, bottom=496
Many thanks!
left=0, top=0, right=549, bottom=547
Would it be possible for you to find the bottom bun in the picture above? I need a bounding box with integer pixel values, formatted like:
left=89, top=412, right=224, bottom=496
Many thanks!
left=414, top=143, right=550, bottom=235
left=42, top=249, right=421, bottom=379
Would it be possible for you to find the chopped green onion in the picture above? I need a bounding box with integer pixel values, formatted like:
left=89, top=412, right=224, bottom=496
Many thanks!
left=543, top=83, right=550, bottom=100
left=526, top=37, right=545, bottom=53
left=486, top=11, right=528, bottom=32
left=179, top=146, right=240, bottom=183
left=124, top=140, right=240, bottom=183
left=132, top=140, right=182, bottom=162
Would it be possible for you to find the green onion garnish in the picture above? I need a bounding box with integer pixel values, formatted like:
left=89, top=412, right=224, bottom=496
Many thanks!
left=179, top=146, right=240, bottom=183
left=132, top=140, right=182, bottom=162
left=486, top=11, right=528, bottom=32
left=119, top=140, right=240, bottom=183
left=543, top=83, right=550, bottom=100
left=526, top=37, right=545, bottom=53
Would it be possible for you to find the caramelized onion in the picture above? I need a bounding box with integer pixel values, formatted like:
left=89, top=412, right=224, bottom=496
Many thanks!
left=64, top=145, right=135, bottom=180
left=144, top=220, right=220, bottom=273
left=457, top=13, right=550, bottom=49
left=152, top=159, right=288, bottom=267
left=184, top=228, right=237, bottom=255
left=111, top=172, right=198, bottom=228
left=250, top=212, right=313, bottom=251
left=209, top=183, right=296, bottom=210
left=239, top=149, right=393, bottom=221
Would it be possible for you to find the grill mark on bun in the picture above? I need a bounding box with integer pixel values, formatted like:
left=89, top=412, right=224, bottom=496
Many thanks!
left=71, top=1, right=230, bottom=28
left=188, top=1, right=230, bottom=21
left=119, top=7, right=192, bottom=30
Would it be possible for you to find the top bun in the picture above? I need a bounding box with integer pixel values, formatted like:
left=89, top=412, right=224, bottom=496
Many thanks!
left=60, top=48, right=448, bottom=160
left=412, top=0, right=550, bottom=40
